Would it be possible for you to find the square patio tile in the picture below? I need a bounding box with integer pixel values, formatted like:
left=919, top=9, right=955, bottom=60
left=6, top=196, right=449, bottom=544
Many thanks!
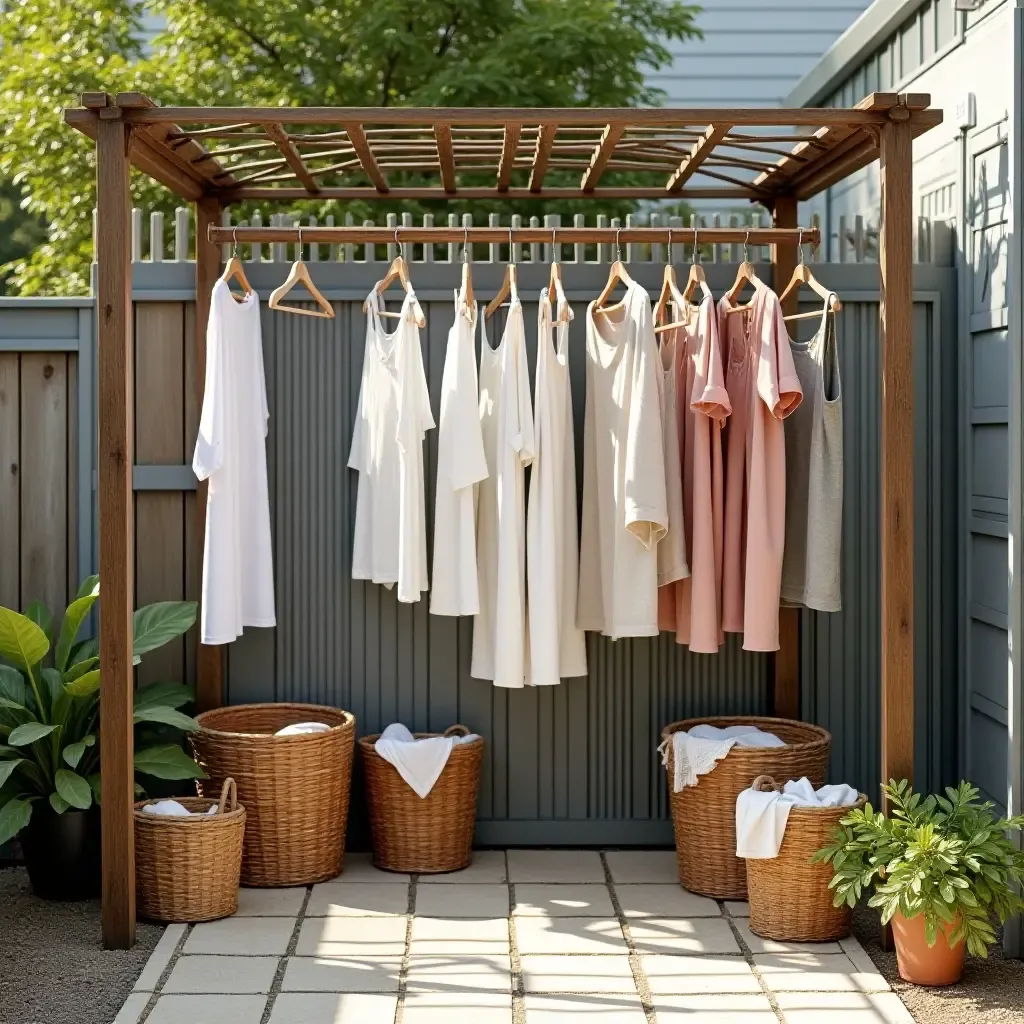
left=146, top=994, right=267, bottom=1024
left=337, top=852, right=409, bottom=883
left=236, top=887, right=307, bottom=917
left=418, top=850, right=508, bottom=884
left=519, top=954, right=638, bottom=994
left=267, top=992, right=397, bottom=1023
left=506, top=849, right=605, bottom=883
left=514, top=916, right=627, bottom=955
left=641, top=954, right=761, bottom=994
left=184, top=917, right=295, bottom=956
left=402, top=991, right=513, bottom=1023
left=415, top=883, right=510, bottom=918
left=523, top=992, right=648, bottom=1021
left=654, top=994, right=777, bottom=1021
left=280, top=956, right=402, bottom=992
left=775, top=991, right=914, bottom=1023
left=840, top=936, right=887, bottom=980
left=306, top=881, right=409, bottom=917
left=614, top=883, right=720, bottom=918
left=627, top=917, right=741, bottom=955
left=604, top=850, right=679, bottom=884
left=735, top=920, right=843, bottom=954
left=754, top=953, right=891, bottom=993
left=133, top=923, right=187, bottom=991
left=409, top=916, right=509, bottom=954
left=163, top=955, right=280, bottom=994
left=404, top=954, right=512, bottom=992
left=514, top=883, right=615, bottom=917
left=112, top=993, right=149, bottom=1024
left=725, top=901, right=750, bottom=917
left=295, top=916, right=408, bottom=957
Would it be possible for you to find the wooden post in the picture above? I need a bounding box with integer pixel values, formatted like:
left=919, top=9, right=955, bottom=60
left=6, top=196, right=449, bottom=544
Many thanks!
left=194, top=196, right=225, bottom=712
left=96, top=109, right=135, bottom=949
left=771, top=195, right=801, bottom=720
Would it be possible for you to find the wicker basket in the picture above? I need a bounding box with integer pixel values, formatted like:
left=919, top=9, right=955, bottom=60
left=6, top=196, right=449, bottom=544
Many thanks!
left=661, top=715, right=831, bottom=899
left=134, top=778, right=245, bottom=923
left=745, top=775, right=866, bottom=942
left=359, top=725, right=484, bottom=873
left=191, top=703, right=355, bottom=887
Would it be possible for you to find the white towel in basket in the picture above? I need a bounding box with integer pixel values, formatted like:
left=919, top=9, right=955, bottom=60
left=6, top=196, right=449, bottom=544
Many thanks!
left=374, top=723, right=480, bottom=799
left=142, top=799, right=218, bottom=817
left=658, top=725, right=786, bottom=793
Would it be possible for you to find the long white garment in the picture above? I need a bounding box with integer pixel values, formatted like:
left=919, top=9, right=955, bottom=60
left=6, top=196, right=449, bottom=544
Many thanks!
left=471, top=292, right=535, bottom=688
left=193, top=280, right=276, bottom=645
left=348, top=288, right=434, bottom=602
left=431, top=289, right=488, bottom=616
left=657, top=724, right=786, bottom=792
left=526, top=291, right=587, bottom=686
left=656, top=321, right=690, bottom=588
left=374, top=723, right=481, bottom=799
left=577, top=282, right=668, bottom=638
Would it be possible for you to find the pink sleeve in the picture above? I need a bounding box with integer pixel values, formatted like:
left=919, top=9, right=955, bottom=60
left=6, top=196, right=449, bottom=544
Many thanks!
left=691, top=297, right=731, bottom=422
left=757, top=292, right=802, bottom=419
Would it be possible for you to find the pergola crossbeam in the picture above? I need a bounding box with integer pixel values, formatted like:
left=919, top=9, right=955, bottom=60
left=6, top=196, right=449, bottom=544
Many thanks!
left=343, top=123, right=389, bottom=193
left=666, top=123, right=730, bottom=192
left=262, top=123, right=320, bottom=195
left=581, top=123, right=625, bottom=192
left=529, top=123, right=557, bottom=193
left=434, top=123, right=456, bottom=193
left=497, top=123, right=521, bottom=192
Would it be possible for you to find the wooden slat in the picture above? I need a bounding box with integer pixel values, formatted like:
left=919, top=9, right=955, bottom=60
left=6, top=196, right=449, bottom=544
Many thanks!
left=0, top=354, right=20, bottom=610
left=581, top=124, right=625, bottom=192
left=343, top=123, right=389, bottom=193
left=67, top=354, right=78, bottom=602
left=229, top=185, right=775, bottom=201
left=529, top=123, right=556, bottom=193
left=666, top=123, right=730, bottom=192
left=262, top=123, right=320, bottom=195
left=135, top=494, right=185, bottom=687
left=434, top=123, right=456, bottom=193
left=497, top=123, right=521, bottom=192
left=183, top=302, right=201, bottom=693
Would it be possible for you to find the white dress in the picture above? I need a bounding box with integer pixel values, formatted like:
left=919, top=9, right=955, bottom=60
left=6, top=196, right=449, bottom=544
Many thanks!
left=526, top=289, right=587, bottom=686
left=192, top=280, right=276, bottom=645
left=348, top=287, right=434, bottom=603
left=431, top=287, right=488, bottom=616
left=471, top=289, right=535, bottom=688
left=656, top=307, right=690, bottom=589
left=577, top=282, right=668, bottom=638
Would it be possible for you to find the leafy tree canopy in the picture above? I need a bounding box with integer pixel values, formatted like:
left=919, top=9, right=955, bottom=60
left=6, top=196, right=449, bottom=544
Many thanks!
left=1, top=0, right=700, bottom=295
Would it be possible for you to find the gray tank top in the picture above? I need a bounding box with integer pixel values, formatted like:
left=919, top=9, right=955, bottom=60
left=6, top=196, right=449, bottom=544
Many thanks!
left=781, top=296, right=842, bottom=612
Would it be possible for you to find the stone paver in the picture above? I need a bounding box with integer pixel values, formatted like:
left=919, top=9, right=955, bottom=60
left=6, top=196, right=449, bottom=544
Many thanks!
left=184, top=917, right=295, bottom=956
left=506, top=849, right=605, bottom=883
left=755, top=952, right=892, bottom=993
left=295, top=916, right=408, bottom=957
left=409, top=916, right=510, bottom=954
left=627, top=916, right=742, bottom=955
left=280, top=955, right=402, bottom=992
left=641, top=954, right=762, bottom=994
left=654, top=993, right=778, bottom=1021
left=132, top=922, right=186, bottom=991
left=604, top=850, right=680, bottom=883
left=306, top=881, right=409, bottom=917
left=725, top=900, right=750, bottom=917
left=519, top=954, right=638, bottom=993
left=418, top=850, right=508, bottom=884
left=235, top=887, right=306, bottom=916
left=775, top=991, right=916, bottom=1023
left=514, top=883, right=615, bottom=917
left=405, top=954, right=512, bottom=992
left=524, top=992, right=649, bottom=1021
left=613, top=883, right=720, bottom=918
left=267, top=992, right=397, bottom=1023
left=402, top=991, right=513, bottom=1022
left=163, top=955, right=279, bottom=994
left=415, top=883, right=510, bottom=918
left=735, top=919, right=843, bottom=954
left=111, top=992, right=149, bottom=1024
left=146, top=994, right=268, bottom=1024
left=337, top=852, right=410, bottom=883
left=514, top=915, right=628, bottom=954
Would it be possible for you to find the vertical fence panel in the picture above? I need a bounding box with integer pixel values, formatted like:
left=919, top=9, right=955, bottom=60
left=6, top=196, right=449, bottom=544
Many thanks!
left=0, top=354, right=20, bottom=609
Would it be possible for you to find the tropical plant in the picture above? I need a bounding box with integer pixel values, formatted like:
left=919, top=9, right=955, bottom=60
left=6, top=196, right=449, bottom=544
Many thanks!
left=813, top=779, right=1024, bottom=957
left=0, top=576, right=205, bottom=846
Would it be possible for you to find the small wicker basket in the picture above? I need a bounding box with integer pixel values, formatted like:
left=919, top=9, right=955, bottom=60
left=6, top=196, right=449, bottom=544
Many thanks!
left=359, top=725, right=484, bottom=874
left=134, top=778, right=245, bottom=923
left=745, top=775, right=866, bottom=942
left=191, top=703, right=356, bottom=887
left=661, top=715, right=831, bottom=899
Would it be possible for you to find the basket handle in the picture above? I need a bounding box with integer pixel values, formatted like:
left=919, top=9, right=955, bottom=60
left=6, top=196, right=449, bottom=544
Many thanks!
left=751, top=774, right=781, bottom=793
left=217, top=777, right=237, bottom=814
left=444, top=725, right=470, bottom=738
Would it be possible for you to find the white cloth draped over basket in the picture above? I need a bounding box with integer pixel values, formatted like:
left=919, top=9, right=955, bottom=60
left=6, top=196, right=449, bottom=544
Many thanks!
left=658, top=724, right=786, bottom=792
left=374, top=723, right=481, bottom=799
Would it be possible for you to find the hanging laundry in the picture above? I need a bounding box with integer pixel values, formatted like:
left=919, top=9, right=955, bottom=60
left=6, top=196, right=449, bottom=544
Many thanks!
left=526, top=291, right=587, bottom=686
left=471, top=294, right=535, bottom=688
left=577, top=283, right=668, bottom=638
left=193, top=280, right=276, bottom=645
left=430, top=288, right=488, bottom=616
left=718, top=285, right=803, bottom=651
left=781, top=296, right=843, bottom=612
left=348, top=288, right=434, bottom=602
left=657, top=288, right=731, bottom=653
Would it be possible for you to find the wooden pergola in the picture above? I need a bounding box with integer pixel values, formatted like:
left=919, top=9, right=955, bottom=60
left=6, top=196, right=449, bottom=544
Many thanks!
left=64, top=90, right=941, bottom=949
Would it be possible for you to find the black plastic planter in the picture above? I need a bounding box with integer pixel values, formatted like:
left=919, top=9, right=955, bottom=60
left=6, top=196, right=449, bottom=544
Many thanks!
left=20, top=806, right=101, bottom=901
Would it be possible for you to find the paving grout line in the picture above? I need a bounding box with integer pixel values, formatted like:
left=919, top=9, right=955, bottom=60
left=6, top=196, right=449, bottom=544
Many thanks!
left=507, top=850, right=526, bottom=1024
left=258, top=884, right=313, bottom=1024
left=136, top=921, right=193, bottom=1024
left=721, top=901, right=787, bottom=1023
left=391, top=873, right=417, bottom=1024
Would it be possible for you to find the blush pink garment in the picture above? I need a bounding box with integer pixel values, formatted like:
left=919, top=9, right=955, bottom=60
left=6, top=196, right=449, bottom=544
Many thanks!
left=657, top=289, right=731, bottom=653
left=718, top=285, right=802, bottom=652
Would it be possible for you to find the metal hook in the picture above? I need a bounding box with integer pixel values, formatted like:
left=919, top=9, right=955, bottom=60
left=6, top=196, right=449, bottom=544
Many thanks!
left=797, top=227, right=804, bottom=261
left=615, top=226, right=623, bottom=262
left=462, top=226, right=470, bottom=264
left=551, top=226, right=558, bottom=262
left=509, top=226, right=516, bottom=266
left=231, top=226, right=239, bottom=259
left=693, top=225, right=700, bottom=265
left=666, top=226, right=673, bottom=262
left=743, top=231, right=750, bottom=263
left=394, top=227, right=404, bottom=260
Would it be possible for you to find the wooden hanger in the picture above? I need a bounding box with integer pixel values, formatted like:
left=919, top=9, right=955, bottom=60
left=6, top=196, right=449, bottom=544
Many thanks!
left=362, top=229, right=425, bottom=326
left=485, top=227, right=519, bottom=321
left=682, top=225, right=708, bottom=305
left=218, top=227, right=254, bottom=302
left=268, top=226, right=335, bottom=319
left=779, top=229, right=842, bottom=322
left=725, top=230, right=763, bottom=316
left=460, top=226, right=475, bottom=317
left=593, top=227, right=636, bottom=315
left=546, top=227, right=570, bottom=325
left=653, top=228, right=691, bottom=336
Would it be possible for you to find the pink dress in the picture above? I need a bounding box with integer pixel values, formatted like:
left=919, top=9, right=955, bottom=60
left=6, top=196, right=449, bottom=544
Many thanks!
left=657, top=288, right=731, bottom=653
left=718, top=284, right=802, bottom=652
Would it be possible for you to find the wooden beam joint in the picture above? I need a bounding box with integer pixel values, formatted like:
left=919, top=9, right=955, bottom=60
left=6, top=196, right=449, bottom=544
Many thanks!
left=581, top=123, right=625, bottom=193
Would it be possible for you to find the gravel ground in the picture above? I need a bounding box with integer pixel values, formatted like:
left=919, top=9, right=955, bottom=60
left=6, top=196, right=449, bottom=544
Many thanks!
left=0, top=866, right=161, bottom=1024
left=853, top=904, right=1024, bottom=1023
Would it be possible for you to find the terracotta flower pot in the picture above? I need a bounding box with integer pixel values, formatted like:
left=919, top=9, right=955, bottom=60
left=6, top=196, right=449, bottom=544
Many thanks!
left=890, top=910, right=965, bottom=986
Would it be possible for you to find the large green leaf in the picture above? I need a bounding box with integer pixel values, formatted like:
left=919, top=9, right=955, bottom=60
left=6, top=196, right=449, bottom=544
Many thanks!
left=0, top=666, right=26, bottom=707
left=0, top=796, right=32, bottom=846
left=42, top=667, right=70, bottom=725
left=133, top=704, right=200, bottom=733
left=132, top=602, right=198, bottom=657
left=62, top=735, right=95, bottom=769
left=64, top=670, right=100, bottom=699
left=0, top=758, right=24, bottom=789
left=54, top=581, right=100, bottom=672
left=23, top=600, right=53, bottom=643
left=76, top=575, right=100, bottom=601
left=0, top=607, right=49, bottom=673
left=8, top=722, right=57, bottom=746
left=54, top=768, right=92, bottom=810
left=49, top=791, right=70, bottom=814
left=133, top=743, right=206, bottom=780
left=68, top=637, right=98, bottom=666
left=87, top=773, right=101, bottom=806
left=65, top=657, right=99, bottom=684
left=134, top=681, right=195, bottom=711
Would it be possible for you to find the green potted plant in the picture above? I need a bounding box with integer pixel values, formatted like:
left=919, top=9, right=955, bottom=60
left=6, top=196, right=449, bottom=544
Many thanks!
left=0, top=576, right=206, bottom=900
left=814, top=779, right=1024, bottom=985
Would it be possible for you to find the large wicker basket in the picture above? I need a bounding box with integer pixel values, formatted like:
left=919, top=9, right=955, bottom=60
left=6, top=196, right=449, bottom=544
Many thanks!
left=661, top=715, right=831, bottom=899
left=359, top=725, right=484, bottom=873
left=745, top=775, right=866, bottom=942
left=191, top=703, right=355, bottom=887
left=134, top=779, right=245, bottom=922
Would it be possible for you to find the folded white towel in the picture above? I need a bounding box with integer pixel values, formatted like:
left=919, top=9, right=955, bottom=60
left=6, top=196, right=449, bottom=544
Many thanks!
left=374, top=723, right=480, bottom=799
left=275, top=721, right=332, bottom=736
left=658, top=725, right=785, bottom=792
left=735, top=777, right=860, bottom=859
left=142, top=799, right=219, bottom=817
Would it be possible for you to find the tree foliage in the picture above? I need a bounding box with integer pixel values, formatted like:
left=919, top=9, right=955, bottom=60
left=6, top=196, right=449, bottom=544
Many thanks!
left=1, top=0, right=701, bottom=295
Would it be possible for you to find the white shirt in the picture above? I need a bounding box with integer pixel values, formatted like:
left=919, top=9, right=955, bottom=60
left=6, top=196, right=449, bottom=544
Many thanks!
left=526, top=290, right=587, bottom=685
left=192, top=281, right=276, bottom=645
left=577, top=283, right=668, bottom=638
left=430, top=288, right=488, bottom=616
left=348, top=288, right=434, bottom=602
left=471, top=291, right=535, bottom=688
